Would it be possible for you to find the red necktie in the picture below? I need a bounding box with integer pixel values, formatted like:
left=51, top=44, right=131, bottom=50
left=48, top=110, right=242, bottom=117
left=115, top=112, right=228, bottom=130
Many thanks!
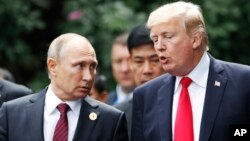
left=53, top=103, right=70, bottom=141
left=174, top=77, right=194, bottom=141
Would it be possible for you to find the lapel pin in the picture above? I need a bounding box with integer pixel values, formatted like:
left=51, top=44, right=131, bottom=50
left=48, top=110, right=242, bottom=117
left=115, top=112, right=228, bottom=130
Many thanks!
left=89, top=112, right=97, bottom=121
left=214, top=81, right=221, bottom=87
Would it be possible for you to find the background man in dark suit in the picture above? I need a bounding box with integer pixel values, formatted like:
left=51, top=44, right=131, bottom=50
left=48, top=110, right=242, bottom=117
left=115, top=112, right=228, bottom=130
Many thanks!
left=0, top=79, right=32, bottom=107
left=107, top=33, right=135, bottom=106
left=0, top=67, right=15, bottom=82
left=0, top=67, right=32, bottom=107
left=0, top=33, right=128, bottom=141
left=131, top=1, right=250, bottom=141
left=115, top=24, right=165, bottom=139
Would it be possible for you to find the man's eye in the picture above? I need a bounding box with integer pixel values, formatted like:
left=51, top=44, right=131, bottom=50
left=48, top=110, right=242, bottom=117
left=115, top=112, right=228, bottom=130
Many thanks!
left=76, top=64, right=83, bottom=68
left=152, top=39, right=158, bottom=43
left=90, top=64, right=97, bottom=70
left=115, top=59, right=122, bottom=64
left=167, top=36, right=173, bottom=39
left=152, top=59, right=160, bottom=63
left=164, top=34, right=173, bottom=39
left=134, top=60, right=143, bottom=64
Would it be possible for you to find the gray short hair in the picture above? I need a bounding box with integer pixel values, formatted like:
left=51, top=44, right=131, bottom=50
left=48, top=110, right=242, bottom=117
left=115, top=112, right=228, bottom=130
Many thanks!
left=47, top=33, right=90, bottom=61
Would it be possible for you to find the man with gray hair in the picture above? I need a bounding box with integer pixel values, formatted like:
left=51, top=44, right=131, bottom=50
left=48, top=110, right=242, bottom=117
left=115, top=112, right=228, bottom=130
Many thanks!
left=131, top=1, right=250, bottom=141
left=0, top=33, right=128, bottom=141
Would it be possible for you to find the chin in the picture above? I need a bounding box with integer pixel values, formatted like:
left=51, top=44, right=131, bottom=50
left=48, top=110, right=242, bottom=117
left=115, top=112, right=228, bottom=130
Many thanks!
left=162, top=67, right=170, bottom=72
left=74, top=92, right=88, bottom=99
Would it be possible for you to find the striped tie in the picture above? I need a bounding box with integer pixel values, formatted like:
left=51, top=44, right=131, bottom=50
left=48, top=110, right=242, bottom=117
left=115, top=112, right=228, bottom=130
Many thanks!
left=53, top=103, right=70, bottom=141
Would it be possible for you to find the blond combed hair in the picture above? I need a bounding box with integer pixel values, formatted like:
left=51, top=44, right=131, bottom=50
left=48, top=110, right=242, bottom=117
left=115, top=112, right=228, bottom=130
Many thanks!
left=147, top=1, right=209, bottom=50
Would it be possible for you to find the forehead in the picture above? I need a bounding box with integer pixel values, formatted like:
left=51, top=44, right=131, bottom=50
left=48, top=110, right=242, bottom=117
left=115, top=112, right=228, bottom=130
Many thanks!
left=150, top=18, right=183, bottom=37
left=61, top=40, right=97, bottom=62
left=131, top=44, right=156, bottom=57
left=112, top=44, right=129, bottom=58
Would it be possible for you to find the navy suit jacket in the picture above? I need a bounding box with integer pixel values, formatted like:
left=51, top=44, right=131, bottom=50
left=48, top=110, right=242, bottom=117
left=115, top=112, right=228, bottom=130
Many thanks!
left=0, top=88, right=128, bottom=141
left=131, top=56, right=250, bottom=141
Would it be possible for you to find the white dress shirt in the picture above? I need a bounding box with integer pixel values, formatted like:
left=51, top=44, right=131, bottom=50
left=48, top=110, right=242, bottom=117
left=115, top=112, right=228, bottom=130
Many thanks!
left=172, top=53, right=210, bottom=141
left=43, top=85, right=81, bottom=141
left=114, top=85, right=133, bottom=105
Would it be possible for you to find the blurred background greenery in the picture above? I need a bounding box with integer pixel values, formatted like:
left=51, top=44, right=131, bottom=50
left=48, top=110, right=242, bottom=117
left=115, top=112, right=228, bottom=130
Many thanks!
left=0, top=0, right=249, bottom=92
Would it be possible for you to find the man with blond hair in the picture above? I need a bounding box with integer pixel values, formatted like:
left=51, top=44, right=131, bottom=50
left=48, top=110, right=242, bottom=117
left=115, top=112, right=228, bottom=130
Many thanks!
left=131, top=1, right=250, bottom=141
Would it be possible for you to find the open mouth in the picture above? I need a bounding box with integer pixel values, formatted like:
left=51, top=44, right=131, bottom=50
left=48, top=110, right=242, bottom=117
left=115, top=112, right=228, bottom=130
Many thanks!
left=159, top=56, right=168, bottom=63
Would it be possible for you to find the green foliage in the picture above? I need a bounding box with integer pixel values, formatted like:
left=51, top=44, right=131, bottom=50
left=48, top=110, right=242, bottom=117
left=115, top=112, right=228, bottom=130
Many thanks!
left=0, top=0, right=45, bottom=89
left=0, top=0, right=250, bottom=92
left=58, top=0, right=147, bottom=91
left=202, top=0, right=250, bottom=64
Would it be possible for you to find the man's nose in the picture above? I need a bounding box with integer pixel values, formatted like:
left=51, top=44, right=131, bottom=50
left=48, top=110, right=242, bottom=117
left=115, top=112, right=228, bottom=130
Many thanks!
left=82, top=69, right=92, bottom=81
left=120, top=61, right=130, bottom=72
left=142, top=61, right=152, bottom=75
left=154, top=37, right=166, bottom=51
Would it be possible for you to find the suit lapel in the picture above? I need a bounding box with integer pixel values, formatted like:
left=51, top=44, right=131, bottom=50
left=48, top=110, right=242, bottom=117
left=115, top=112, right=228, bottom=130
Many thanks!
left=157, top=75, right=175, bottom=141
left=73, top=96, right=100, bottom=141
left=199, top=57, right=227, bottom=141
left=26, top=88, right=47, bottom=141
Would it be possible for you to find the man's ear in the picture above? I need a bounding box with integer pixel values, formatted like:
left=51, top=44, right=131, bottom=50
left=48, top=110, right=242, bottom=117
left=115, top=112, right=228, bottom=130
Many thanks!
left=192, top=32, right=202, bottom=49
left=100, top=91, right=108, bottom=103
left=47, top=58, right=57, bottom=76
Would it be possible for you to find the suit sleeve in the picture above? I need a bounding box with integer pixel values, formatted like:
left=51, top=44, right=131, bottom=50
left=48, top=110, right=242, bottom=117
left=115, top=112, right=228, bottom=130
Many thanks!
left=131, top=89, right=144, bottom=141
left=113, top=112, right=129, bottom=141
left=0, top=103, right=8, bottom=141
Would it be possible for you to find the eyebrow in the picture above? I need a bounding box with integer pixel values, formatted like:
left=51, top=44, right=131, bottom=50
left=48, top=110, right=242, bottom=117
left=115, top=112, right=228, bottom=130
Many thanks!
left=150, top=54, right=159, bottom=58
left=150, top=28, right=175, bottom=38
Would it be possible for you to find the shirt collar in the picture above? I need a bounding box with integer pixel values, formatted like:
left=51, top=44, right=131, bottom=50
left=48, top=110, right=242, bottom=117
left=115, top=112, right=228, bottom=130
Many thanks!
left=45, top=85, right=82, bottom=116
left=116, top=85, right=133, bottom=97
left=174, top=52, right=210, bottom=92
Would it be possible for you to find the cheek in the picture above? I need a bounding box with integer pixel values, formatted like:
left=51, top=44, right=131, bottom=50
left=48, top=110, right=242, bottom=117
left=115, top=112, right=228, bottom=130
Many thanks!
left=68, top=71, right=83, bottom=83
left=133, top=75, right=141, bottom=85
left=135, top=70, right=142, bottom=77
left=112, top=64, right=119, bottom=72
left=154, top=66, right=164, bottom=74
left=133, top=69, right=141, bottom=77
left=131, top=64, right=138, bottom=72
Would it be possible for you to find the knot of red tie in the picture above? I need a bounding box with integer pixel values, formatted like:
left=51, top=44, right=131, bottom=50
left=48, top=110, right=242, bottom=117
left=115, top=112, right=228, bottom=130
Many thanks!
left=57, top=103, right=70, bottom=115
left=180, top=77, right=192, bottom=88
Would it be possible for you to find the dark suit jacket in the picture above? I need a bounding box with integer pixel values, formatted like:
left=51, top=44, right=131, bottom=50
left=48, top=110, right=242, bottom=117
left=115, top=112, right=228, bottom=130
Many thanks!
left=131, top=56, right=250, bottom=141
left=0, top=88, right=129, bottom=141
left=107, top=90, right=118, bottom=105
left=115, top=97, right=133, bottom=139
left=0, top=79, right=32, bottom=107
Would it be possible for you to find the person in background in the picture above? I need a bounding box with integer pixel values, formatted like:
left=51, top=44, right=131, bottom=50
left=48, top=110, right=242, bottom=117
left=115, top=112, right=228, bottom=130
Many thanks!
left=0, top=67, right=15, bottom=82
left=107, top=32, right=135, bottom=106
left=0, top=67, right=32, bottom=107
left=0, top=33, right=128, bottom=141
left=90, top=74, right=108, bottom=103
left=115, top=24, right=165, bottom=139
left=131, top=1, right=250, bottom=141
